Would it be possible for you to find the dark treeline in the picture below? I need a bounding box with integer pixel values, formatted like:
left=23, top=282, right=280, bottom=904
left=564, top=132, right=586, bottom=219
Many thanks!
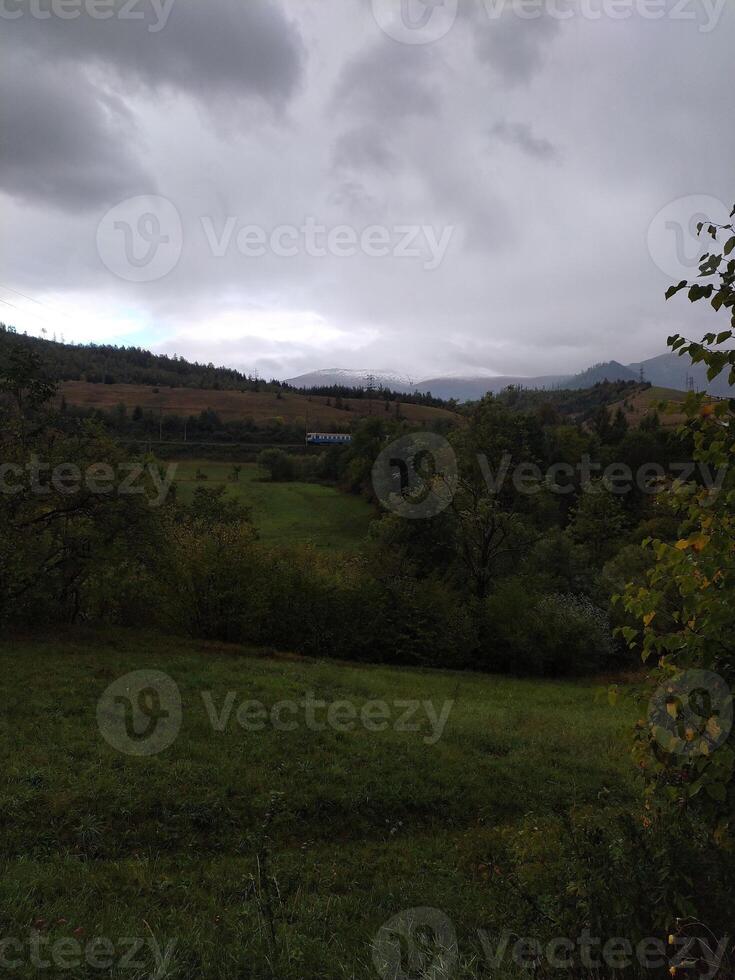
left=294, top=382, right=454, bottom=409
left=495, top=378, right=647, bottom=418
left=0, top=323, right=272, bottom=391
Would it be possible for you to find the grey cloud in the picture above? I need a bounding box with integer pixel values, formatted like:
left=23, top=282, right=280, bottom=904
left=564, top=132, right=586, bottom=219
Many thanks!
left=334, top=42, right=440, bottom=119
left=490, top=120, right=557, bottom=159
left=334, top=127, right=397, bottom=173
left=10, top=0, right=304, bottom=107
left=0, top=47, right=153, bottom=210
left=326, top=179, right=380, bottom=213
left=471, top=6, right=560, bottom=84
left=2, top=0, right=735, bottom=382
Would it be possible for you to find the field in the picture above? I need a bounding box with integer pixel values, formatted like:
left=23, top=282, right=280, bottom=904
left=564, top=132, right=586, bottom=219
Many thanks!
left=58, top=382, right=459, bottom=428
left=173, top=461, right=375, bottom=552
left=0, top=630, right=638, bottom=979
left=610, top=386, right=689, bottom=428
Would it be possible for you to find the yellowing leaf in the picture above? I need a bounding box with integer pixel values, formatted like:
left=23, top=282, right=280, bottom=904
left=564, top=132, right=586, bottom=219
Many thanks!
left=706, top=717, right=722, bottom=740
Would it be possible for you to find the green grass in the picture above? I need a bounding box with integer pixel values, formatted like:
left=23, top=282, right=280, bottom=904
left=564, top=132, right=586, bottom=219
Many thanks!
left=645, top=386, right=686, bottom=400
left=173, top=460, right=374, bottom=552
left=0, top=630, right=639, bottom=978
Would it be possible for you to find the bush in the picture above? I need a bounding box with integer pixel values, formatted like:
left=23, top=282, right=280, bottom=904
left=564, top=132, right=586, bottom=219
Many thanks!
left=158, top=520, right=476, bottom=666
left=479, top=804, right=735, bottom=974
left=257, top=448, right=297, bottom=481
left=162, top=520, right=262, bottom=642
left=534, top=593, right=613, bottom=675
left=481, top=580, right=613, bottom=676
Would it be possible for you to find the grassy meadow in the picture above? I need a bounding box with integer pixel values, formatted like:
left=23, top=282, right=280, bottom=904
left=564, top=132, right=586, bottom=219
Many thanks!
left=173, top=460, right=375, bottom=552
left=58, top=381, right=459, bottom=428
left=0, top=630, right=639, bottom=979
left=609, top=386, right=689, bottom=428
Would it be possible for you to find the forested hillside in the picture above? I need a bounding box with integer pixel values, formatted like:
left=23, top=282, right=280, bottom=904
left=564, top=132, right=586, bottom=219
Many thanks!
left=0, top=323, right=266, bottom=390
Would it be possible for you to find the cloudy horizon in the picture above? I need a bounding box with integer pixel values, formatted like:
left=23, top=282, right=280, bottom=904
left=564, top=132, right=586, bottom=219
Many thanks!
left=1, top=0, right=733, bottom=381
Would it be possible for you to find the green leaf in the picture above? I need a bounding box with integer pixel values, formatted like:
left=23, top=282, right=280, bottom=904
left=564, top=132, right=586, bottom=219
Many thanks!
left=705, top=782, right=727, bottom=803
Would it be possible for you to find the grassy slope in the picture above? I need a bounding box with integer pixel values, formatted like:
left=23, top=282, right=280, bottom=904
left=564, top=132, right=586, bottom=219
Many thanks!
left=58, top=381, right=459, bottom=428
left=0, top=631, right=638, bottom=979
left=173, top=461, right=375, bottom=552
left=610, top=386, right=688, bottom=428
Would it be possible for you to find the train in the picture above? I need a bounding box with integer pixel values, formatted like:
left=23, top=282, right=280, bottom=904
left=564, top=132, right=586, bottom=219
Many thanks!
left=305, top=432, right=353, bottom=446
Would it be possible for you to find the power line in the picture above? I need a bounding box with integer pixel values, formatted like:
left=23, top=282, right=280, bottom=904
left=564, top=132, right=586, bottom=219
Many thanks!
left=0, top=282, right=77, bottom=326
left=0, top=282, right=51, bottom=308
left=0, top=296, right=55, bottom=327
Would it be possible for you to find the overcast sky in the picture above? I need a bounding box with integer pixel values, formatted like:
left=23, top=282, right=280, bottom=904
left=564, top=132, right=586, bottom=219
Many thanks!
left=1, top=0, right=733, bottom=380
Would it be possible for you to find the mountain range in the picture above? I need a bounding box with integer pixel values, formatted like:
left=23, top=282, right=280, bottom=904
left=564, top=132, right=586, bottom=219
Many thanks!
left=286, top=352, right=734, bottom=402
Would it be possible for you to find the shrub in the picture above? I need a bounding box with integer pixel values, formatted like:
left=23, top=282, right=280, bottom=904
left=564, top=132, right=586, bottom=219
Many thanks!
left=478, top=805, right=735, bottom=973
left=481, top=581, right=613, bottom=676
left=534, top=593, right=613, bottom=675
left=257, top=448, right=297, bottom=482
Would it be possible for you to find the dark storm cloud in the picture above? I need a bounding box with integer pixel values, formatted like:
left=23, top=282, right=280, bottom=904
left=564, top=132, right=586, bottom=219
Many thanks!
left=490, top=120, right=558, bottom=159
left=1, top=0, right=304, bottom=211
left=0, top=48, right=152, bottom=210
left=9, top=0, right=305, bottom=106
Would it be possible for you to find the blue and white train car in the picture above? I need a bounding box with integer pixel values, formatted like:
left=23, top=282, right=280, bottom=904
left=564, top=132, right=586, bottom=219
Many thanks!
left=306, top=432, right=353, bottom=446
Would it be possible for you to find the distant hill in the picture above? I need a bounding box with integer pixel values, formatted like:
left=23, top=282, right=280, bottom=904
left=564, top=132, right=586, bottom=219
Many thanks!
left=286, top=368, right=568, bottom=400
left=629, top=352, right=735, bottom=397
left=567, top=361, right=638, bottom=387
left=414, top=374, right=568, bottom=401
left=288, top=352, right=735, bottom=401
left=282, top=368, right=416, bottom=394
